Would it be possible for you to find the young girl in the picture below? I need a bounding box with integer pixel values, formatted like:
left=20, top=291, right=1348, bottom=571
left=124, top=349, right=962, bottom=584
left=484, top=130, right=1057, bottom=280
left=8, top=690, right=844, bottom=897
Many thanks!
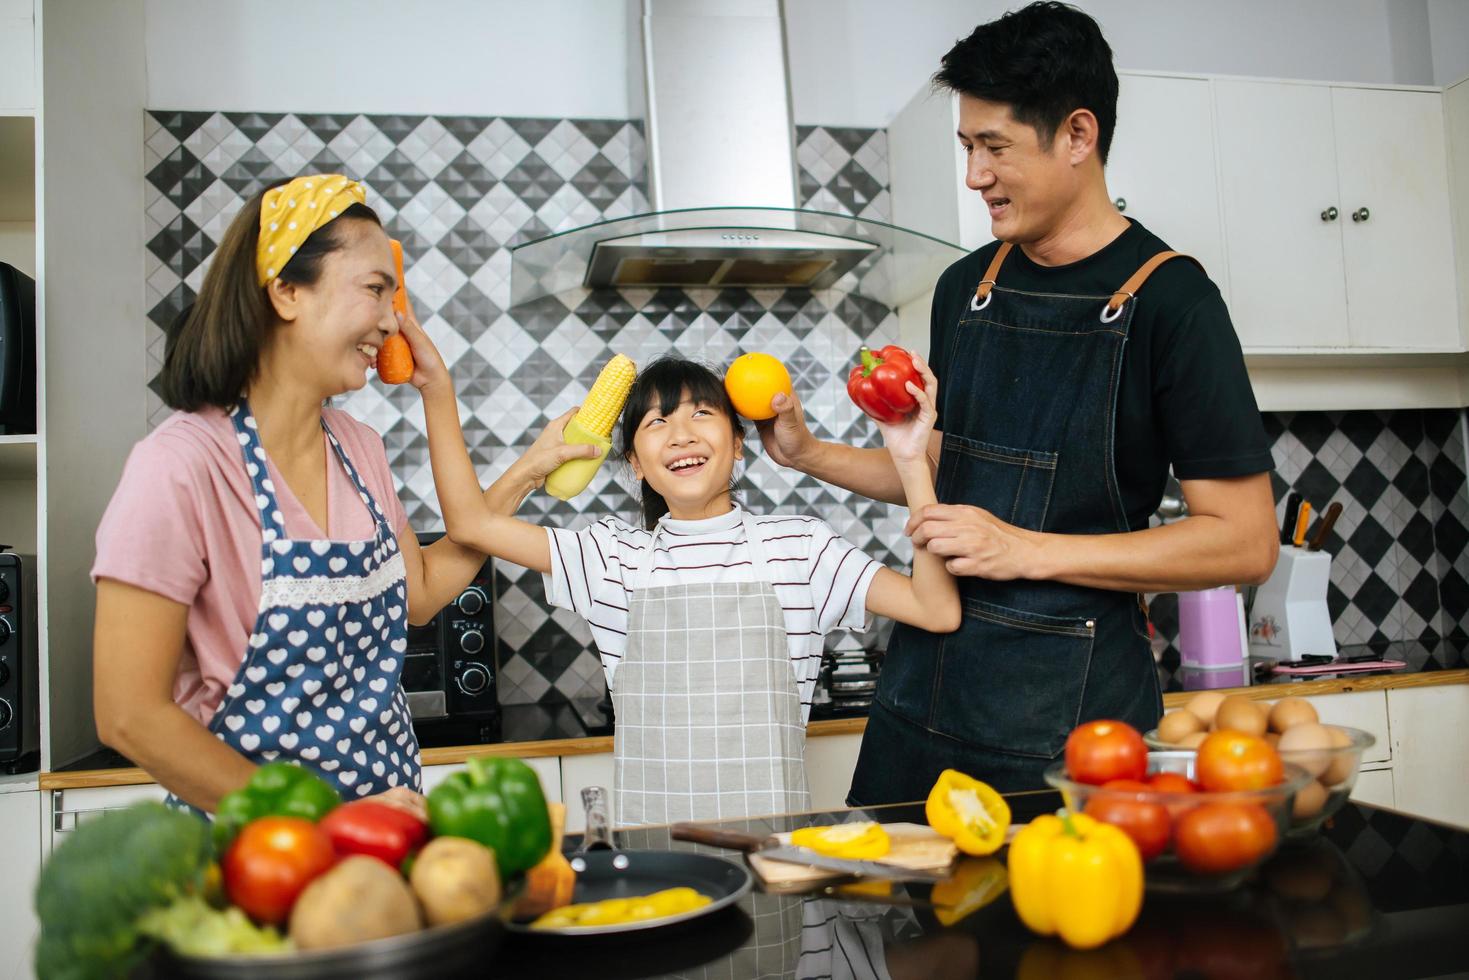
left=411, top=339, right=960, bottom=825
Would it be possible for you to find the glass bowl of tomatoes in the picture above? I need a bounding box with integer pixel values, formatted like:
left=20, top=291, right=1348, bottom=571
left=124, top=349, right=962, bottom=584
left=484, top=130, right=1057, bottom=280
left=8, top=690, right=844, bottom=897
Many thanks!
left=1045, top=751, right=1313, bottom=893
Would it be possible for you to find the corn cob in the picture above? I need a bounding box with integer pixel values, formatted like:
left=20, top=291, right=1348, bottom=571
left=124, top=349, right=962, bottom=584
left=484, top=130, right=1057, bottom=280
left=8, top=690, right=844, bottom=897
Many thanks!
left=544, top=354, right=636, bottom=500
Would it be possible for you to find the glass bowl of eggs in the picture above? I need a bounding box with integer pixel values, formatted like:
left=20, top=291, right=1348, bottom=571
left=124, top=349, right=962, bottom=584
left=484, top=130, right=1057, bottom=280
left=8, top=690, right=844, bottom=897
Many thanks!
left=1145, top=693, right=1375, bottom=837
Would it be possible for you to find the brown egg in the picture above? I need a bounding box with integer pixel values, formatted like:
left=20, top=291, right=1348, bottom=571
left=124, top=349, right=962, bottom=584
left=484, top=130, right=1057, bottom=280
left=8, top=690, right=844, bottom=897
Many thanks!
left=1214, top=695, right=1268, bottom=737
left=1264, top=732, right=1281, bottom=749
left=1292, top=779, right=1329, bottom=820
left=1178, top=730, right=1210, bottom=749
left=1185, top=690, right=1228, bottom=726
left=1278, top=722, right=1335, bottom=778
left=1268, top=697, right=1319, bottom=733
left=1322, top=726, right=1358, bottom=786
left=1158, top=709, right=1205, bottom=745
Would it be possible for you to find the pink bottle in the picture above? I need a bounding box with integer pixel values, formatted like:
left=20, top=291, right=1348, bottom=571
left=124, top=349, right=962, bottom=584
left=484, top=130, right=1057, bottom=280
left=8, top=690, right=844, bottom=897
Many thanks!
left=1178, top=586, right=1246, bottom=669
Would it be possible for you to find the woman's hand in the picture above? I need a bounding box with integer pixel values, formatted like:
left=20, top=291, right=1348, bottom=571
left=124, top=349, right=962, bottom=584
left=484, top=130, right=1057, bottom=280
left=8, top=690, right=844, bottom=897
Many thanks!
left=367, top=786, right=429, bottom=823
left=393, top=289, right=451, bottom=393
left=874, top=352, right=938, bottom=466
left=513, top=407, right=602, bottom=489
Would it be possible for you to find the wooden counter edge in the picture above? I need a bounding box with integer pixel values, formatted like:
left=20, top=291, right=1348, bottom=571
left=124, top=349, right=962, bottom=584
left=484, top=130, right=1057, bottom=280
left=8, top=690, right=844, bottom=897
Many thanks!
left=39, top=669, right=1468, bottom=790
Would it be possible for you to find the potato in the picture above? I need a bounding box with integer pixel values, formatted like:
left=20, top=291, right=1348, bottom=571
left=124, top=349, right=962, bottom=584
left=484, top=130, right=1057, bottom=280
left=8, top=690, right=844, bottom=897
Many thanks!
left=411, top=836, right=502, bottom=927
left=1158, top=709, right=1204, bottom=745
left=289, top=856, right=421, bottom=951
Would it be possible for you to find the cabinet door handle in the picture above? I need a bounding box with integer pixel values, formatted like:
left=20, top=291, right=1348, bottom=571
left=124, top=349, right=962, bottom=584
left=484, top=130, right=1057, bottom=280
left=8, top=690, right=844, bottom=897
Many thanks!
left=1351, top=207, right=1370, bottom=223
left=1114, top=197, right=1127, bottom=212
left=1320, top=206, right=1338, bottom=222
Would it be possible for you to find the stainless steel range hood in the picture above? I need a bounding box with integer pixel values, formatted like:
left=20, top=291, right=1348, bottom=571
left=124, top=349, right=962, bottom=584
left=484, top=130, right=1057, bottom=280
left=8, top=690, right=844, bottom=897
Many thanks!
left=509, top=0, right=963, bottom=305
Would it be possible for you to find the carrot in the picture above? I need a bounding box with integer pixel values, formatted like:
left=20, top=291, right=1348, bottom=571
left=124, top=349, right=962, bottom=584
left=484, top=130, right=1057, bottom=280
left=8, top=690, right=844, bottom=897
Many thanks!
left=377, top=333, right=414, bottom=384
left=390, top=239, right=408, bottom=316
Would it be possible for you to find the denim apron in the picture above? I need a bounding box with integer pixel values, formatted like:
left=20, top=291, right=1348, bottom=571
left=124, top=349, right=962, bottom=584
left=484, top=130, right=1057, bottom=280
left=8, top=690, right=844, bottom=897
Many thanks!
left=849, top=244, right=1192, bottom=800
left=166, top=400, right=422, bottom=809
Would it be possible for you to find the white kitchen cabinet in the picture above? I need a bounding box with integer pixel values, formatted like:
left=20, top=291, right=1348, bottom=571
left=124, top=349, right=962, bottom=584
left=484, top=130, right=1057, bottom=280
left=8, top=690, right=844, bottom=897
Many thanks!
left=1332, top=87, right=1459, bottom=349
left=1107, top=74, right=1229, bottom=300
left=560, top=751, right=614, bottom=832
left=47, top=782, right=167, bottom=851
left=1386, top=685, right=1469, bottom=830
left=1351, top=766, right=1394, bottom=810
left=1303, top=690, right=1391, bottom=765
left=1215, top=79, right=1461, bottom=351
left=804, top=732, right=863, bottom=812
left=1214, top=80, right=1350, bottom=349
left=0, top=0, right=35, bottom=113
left=0, top=789, right=41, bottom=980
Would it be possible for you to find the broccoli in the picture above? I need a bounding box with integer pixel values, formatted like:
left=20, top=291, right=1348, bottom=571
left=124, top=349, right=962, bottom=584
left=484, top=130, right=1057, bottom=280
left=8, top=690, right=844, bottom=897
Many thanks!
left=34, top=802, right=213, bottom=980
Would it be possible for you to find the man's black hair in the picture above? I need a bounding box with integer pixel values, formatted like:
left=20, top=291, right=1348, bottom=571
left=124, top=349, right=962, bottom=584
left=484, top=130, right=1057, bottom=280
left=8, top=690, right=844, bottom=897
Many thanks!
left=934, top=1, right=1118, bottom=164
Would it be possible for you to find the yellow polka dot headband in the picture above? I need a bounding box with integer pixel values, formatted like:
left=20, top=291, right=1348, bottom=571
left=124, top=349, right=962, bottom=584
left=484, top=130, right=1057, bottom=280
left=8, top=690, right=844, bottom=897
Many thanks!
left=256, top=175, right=367, bottom=286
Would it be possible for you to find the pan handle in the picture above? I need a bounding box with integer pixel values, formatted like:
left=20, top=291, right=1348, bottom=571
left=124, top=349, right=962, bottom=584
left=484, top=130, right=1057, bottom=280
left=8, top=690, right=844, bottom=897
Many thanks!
left=578, top=786, right=617, bottom=853
left=670, top=823, right=771, bottom=852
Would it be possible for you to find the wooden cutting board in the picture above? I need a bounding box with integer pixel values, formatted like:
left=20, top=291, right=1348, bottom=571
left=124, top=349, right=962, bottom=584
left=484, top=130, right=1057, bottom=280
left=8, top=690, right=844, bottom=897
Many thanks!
left=748, top=822, right=959, bottom=889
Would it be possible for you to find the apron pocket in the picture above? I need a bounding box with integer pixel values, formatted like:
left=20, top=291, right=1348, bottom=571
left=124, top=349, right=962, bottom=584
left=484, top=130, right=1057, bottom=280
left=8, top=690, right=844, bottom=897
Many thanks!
left=930, top=598, right=1094, bottom=759
left=936, top=433, right=1058, bottom=530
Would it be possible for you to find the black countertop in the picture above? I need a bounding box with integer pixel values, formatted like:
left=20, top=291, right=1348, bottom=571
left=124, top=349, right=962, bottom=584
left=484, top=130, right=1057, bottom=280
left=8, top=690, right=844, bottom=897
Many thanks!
left=495, top=796, right=1469, bottom=980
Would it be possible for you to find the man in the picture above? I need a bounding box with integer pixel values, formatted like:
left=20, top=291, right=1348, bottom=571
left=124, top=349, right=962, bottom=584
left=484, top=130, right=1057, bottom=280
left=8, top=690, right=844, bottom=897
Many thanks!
left=759, top=1, right=1279, bottom=799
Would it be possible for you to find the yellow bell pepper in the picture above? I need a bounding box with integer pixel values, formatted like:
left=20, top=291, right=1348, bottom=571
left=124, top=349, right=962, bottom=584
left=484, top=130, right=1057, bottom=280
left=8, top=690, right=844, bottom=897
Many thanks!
left=790, top=821, right=892, bottom=859
left=1008, top=811, right=1143, bottom=950
left=925, top=769, right=1011, bottom=856
left=930, top=857, right=1008, bottom=926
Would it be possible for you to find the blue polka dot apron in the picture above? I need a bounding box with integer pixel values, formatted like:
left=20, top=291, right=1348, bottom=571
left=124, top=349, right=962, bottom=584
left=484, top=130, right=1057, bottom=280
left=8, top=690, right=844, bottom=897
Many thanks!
left=169, top=400, right=422, bottom=807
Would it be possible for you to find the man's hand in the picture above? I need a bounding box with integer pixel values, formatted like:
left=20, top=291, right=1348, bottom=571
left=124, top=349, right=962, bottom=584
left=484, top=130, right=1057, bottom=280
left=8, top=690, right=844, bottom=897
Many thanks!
left=755, top=391, right=818, bottom=470
left=908, top=504, right=1040, bottom=580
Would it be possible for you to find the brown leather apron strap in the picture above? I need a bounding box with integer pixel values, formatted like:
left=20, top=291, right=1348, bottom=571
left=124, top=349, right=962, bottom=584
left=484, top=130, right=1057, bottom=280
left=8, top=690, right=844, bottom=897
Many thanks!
left=972, top=242, right=1014, bottom=306
left=1104, top=250, right=1199, bottom=316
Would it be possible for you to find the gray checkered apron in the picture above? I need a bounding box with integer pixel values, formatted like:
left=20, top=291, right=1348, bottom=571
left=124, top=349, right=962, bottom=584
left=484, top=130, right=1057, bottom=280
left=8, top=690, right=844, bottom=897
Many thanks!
left=613, top=512, right=811, bottom=827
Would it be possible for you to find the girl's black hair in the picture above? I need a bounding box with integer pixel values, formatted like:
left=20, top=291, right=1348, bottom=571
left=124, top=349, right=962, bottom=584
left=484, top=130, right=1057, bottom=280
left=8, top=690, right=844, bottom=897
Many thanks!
left=617, top=355, right=746, bottom=529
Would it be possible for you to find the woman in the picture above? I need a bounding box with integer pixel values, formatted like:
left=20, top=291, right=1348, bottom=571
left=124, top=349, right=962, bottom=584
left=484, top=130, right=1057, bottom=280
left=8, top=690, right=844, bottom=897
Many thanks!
left=91, top=174, right=594, bottom=813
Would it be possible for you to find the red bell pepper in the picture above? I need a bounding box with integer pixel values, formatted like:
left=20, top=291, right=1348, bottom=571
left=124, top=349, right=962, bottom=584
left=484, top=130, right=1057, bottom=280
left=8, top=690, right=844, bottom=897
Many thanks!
left=847, top=345, right=921, bottom=424
left=318, top=800, right=429, bottom=869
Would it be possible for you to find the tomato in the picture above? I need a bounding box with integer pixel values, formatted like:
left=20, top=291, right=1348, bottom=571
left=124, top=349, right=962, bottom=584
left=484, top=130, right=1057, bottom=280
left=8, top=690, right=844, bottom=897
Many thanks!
left=1174, top=803, right=1277, bottom=874
left=223, top=816, right=336, bottom=924
left=1065, top=720, right=1148, bottom=786
left=1083, top=779, right=1171, bottom=861
left=1195, top=731, right=1284, bottom=792
left=1146, top=772, right=1196, bottom=795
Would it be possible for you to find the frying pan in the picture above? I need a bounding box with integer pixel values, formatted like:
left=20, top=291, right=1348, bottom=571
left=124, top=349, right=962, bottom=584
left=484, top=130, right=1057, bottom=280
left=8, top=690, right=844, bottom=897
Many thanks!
left=506, top=786, right=753, bottom=937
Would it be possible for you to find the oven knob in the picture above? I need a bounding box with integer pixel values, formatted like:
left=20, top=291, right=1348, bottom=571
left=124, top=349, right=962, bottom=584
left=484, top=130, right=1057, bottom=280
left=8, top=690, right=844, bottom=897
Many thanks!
left=459, top=629, right=485, bottom=655
left=456, top=587, right=487, bottom=616
left=0, top=698, right=11, bottom=730
left=458, top=663, right=489, bottom=695
left=0, top=619, right=10, bottom=646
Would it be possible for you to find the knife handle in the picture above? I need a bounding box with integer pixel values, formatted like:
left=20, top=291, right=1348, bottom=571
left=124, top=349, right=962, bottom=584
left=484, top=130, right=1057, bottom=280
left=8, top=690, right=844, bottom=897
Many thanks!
left=1281, top=492, right=1303, bottom=544
left=1292, top=501, right=1312, bottom=548
left=670, top=823, right=769, bottom=852
left=1308, top=501, right=1343, bottom=552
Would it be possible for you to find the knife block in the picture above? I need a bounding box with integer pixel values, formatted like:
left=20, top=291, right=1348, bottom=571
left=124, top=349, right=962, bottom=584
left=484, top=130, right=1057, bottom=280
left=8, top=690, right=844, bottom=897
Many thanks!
left=1247, top=546, right=1336, bottom=661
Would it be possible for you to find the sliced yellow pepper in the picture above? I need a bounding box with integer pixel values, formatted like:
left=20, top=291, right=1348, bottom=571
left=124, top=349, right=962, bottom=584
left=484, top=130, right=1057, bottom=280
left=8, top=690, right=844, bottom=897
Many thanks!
left=930, top=857, right=1008, bottom=926
left=1008, top=811, right=1142, bottom=951
left=530, top=887, right=711, bottom=929
left=790, top=821, right=892, bottom=860
left=925, top=769, right=1011, bottom=856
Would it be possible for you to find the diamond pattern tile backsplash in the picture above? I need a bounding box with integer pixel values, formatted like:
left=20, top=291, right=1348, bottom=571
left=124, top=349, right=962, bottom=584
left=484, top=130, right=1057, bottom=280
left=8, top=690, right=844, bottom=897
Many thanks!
left=141, top=109, right=1469, bottom=707
left=143, top=111, right=902, bottom=706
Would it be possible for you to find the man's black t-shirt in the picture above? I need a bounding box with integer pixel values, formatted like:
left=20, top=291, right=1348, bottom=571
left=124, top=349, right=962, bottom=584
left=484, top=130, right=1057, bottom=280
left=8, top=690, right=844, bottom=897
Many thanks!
left=928, top=219, right=1273, bottom=531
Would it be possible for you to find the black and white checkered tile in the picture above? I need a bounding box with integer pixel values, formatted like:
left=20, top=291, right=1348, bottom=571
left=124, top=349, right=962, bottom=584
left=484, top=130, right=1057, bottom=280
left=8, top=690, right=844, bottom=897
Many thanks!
left=1151, top=408, right=1469, bottom=678
left=142, top=111, right=899, bottom=706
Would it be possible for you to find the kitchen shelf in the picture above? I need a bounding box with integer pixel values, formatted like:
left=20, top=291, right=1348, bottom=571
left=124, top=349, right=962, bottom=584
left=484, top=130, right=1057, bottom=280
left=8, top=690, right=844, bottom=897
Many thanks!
left=0, top=434, right=36, bottom=478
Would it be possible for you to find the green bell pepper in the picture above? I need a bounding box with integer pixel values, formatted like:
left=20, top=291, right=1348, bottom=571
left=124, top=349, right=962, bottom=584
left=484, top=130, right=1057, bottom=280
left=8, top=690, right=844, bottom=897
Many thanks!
left=212, top=761, right=340, bottom=851
left=427, top=757, right=552, bottom=877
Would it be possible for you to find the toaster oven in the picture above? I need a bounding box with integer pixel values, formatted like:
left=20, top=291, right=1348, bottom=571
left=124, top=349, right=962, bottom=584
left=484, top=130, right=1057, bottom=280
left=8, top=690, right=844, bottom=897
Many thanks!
left=0, top=549, right=39, bottom=773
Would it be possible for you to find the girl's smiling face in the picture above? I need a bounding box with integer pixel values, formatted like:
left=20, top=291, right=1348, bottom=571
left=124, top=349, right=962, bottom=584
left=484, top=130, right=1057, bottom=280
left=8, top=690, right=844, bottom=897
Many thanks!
left=627, top=388, right=743, bottom=521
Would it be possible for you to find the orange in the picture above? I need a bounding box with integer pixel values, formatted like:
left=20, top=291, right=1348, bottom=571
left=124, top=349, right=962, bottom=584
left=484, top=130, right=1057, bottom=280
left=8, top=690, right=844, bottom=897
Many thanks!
left=724, top=352, right=793, bottom=421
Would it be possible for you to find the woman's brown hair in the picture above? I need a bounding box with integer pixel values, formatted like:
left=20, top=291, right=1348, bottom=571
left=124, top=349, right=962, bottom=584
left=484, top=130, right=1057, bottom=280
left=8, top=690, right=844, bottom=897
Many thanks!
left=158, top=182, right=381, bottom=411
